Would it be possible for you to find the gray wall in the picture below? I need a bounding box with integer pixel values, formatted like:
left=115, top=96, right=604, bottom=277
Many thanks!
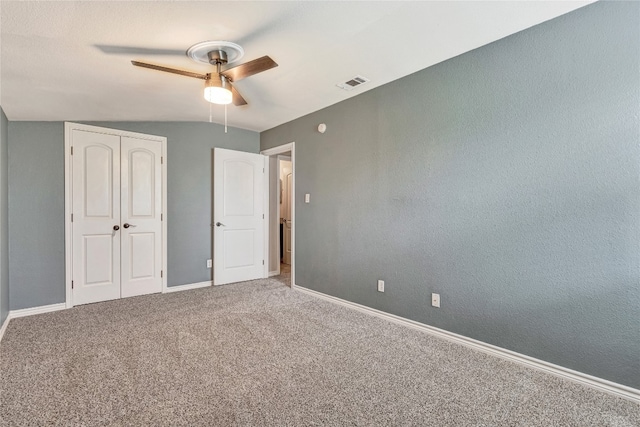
left=8, top=121, right=258, bottom=310
left=261, top=1, right=640, bottom=388
left=0, top=107, right=9, bottom=324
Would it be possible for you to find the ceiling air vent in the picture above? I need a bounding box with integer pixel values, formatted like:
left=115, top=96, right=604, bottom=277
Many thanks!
left=337, top=75, right=370, bottom=91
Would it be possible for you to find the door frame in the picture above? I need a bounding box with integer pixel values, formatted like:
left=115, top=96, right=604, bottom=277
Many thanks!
left=278, top=155, right=292, bottom=267
left=64, top=122, right=168, bottom=308
left=261, top=142, right=295, bottom=287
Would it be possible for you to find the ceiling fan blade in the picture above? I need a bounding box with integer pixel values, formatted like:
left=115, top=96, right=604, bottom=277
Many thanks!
left=131, top=61, right=208, bottom=80
left=229, top=83, right=248, bottom=106
left=221, top=56, right=278, bottom=82
left=96, top=45, right=185, bottom=56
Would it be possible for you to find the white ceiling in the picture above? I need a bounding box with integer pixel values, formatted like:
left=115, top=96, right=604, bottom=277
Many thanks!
left=1, top=1, right=593, bottom=132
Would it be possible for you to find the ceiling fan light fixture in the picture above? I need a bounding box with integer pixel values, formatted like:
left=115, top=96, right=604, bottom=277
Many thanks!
left=204, top=75, right=232, bottom=105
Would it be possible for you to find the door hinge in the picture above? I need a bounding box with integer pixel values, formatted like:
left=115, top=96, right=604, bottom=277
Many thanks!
left=71, top=146, right=73, bottom=155
left=262, top=260, right=265, bottom=265
left=161, top=213, right=163, bottom=221
left=161, top=270, right=163, bottom=278
left=262, top=214, right=264, bottom=219
left=71, top=213, right=73, bottom=222
left=263, top=167, right=265, bottom=173
left=71, top=280, right=74, bottom=289
left=161, top=156, right=163, bottom=164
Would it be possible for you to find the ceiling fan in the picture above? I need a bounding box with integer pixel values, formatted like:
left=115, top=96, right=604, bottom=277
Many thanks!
left=131, top=41, right=277, bottom=106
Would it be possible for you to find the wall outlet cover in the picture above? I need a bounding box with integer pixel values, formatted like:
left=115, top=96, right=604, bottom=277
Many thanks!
left=378, top=280, right=385, bottom=292
left=432, top=293, right=440, bottom=308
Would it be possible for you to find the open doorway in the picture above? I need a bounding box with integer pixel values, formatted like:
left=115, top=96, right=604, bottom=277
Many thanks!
left=261, top=143, right=295, bottom=287
left=279, top=155, right=292, bottom=268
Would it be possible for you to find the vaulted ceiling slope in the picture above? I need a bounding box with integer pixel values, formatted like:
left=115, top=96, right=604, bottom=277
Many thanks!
left=1, top=1, right=593, bottom=132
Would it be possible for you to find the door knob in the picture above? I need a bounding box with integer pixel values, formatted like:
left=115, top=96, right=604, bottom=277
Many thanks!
left=215, top=222, right=225, bottom=227
left=123, top=223, right=136, bottom=229
left=113, top=225, right=120, bottom=231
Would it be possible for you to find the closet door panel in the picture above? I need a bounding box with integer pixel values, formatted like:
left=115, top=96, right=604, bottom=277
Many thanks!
left=71, top=130, right=121, bottom=305
left=120, top=136, right=163, bottom=298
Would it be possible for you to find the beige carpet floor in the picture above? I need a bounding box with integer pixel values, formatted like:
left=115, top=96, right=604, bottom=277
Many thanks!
left=1, top=277, right=638, bottom=426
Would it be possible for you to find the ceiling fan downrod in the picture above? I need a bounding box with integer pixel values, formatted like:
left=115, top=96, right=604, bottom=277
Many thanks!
left=205, top=50, right=230, bottom=133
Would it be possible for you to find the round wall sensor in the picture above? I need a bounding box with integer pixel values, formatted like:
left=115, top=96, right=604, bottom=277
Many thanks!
left=318, top=123, right=327, bottom=134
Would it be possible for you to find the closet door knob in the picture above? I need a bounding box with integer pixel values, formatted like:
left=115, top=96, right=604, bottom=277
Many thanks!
left=113, top=225, right=120, bottom=231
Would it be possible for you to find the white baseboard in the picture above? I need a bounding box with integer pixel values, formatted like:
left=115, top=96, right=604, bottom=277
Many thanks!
left=0, top=315, right=9, bottom=343
left=268, top=270, right=279, bottom=277
left=9, top=303, right=67, bottom=319
left=164, top=280, right=212, bottom=293
left=1, top=283, right=213, bottom=344
left=1, top=302, right=68, bottom=344
left=293, top=285, right=640, bottom=404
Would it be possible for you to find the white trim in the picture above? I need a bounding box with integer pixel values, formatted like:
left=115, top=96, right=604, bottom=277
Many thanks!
left=261, top=142, right=296, bottom=287
left=164, top=281, right=212, bottom=293
left=268, top=270, right=280, bottom=277
left=261, top=144, right=295, bottom=157
left=64, top=123, right=73, bottom=308
left=9, top=303, right=67, bottom=319
left=64, top=122, right=168, bottom=306
left=263, top=156, right=270, bottom=279
left=0, top=277, right=212, bottom=343
left=161, top=134, right=168, bottom=293
left=274, top=155, right=285, bottom=277
left=0, top=315, right=9, bottom=343
left=275, top=154, right=293, bottom=275
left=294, top=285, right=640, bottom=404
left=1, top=303, right=68, bottom=344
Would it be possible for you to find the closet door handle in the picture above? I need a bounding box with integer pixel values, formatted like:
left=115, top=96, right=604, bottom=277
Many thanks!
left=113, top=225, right=120, bottom=231
left=123, top=223, right=136, bottom=229
left=215, top=222, right=225, bottom=227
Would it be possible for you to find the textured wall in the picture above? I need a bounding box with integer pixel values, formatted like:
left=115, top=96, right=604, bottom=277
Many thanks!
left=8, top=123, right=64, bottom=310
left=261, top=1, right=640, bottom=388
left=8, top=121, right=259, bottom=310
left=0, top=107, right=9, bottom=324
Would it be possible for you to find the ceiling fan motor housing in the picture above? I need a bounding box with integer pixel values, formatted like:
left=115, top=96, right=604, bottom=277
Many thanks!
left=207, top=50, right=228, bottom=65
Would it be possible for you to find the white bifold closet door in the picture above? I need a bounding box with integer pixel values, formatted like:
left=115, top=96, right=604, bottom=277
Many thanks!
left=72, top=130, right=162, bottom=306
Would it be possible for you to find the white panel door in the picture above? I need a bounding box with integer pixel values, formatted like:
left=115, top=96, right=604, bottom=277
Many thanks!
left=72, top=130, right=121, bottom=305
left=120, top=136, right=163, bottom=298
left=214, top=148, right=266, bottom=285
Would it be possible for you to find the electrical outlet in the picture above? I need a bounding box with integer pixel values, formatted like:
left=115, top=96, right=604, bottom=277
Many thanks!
left=432, top=293, right=440, bottom=308
left=305, top=193, right=310, bottom=203
left=207, top=259, right=212, bottom=269
left=377, top=280, right=385, bottom=292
